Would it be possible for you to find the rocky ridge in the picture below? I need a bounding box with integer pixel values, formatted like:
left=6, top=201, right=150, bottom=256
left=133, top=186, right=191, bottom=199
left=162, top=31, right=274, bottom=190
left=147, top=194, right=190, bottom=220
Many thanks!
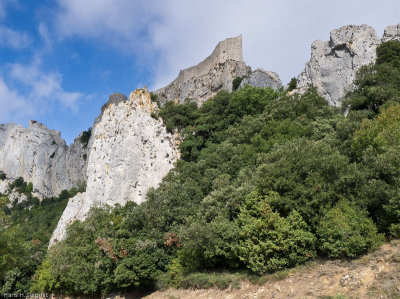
left=1, top=22, right=399, bottom=247
left=153, top=35, right=281, bottom=105
left=0, top=121, right=87, bottom=198
left=50, top=88, right=180, bottom=245
left=297, top=23, right=400, bottom=106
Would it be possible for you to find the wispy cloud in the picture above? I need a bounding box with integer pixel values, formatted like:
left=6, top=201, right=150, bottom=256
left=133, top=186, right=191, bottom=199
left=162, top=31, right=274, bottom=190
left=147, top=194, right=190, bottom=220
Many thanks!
left=51, top=0, right=400, bottom=89
left=0, top=59, right=84, bottom=123
left=0, top=25, right=30, bottom=49
left=0, top=77, right=34, bottom=122
left=0, top=1, right=86, bottom=125
left=54, top=0, right=154, bottom=47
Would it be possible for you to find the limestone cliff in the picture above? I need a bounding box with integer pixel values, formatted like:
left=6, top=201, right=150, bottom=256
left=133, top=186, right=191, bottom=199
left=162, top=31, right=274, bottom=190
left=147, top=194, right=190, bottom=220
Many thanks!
left=0, top=121, right=87, bottom=198
left=50, top=88, right=180, bottom=245
left=382, top=23, right=400, bottom=42
left=297, top=23, right=400, bottom=106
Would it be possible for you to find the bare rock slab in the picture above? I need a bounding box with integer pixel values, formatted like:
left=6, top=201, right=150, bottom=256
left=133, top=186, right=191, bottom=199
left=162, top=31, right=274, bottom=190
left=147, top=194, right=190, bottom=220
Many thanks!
left=50, top=88, right=180, bottom=245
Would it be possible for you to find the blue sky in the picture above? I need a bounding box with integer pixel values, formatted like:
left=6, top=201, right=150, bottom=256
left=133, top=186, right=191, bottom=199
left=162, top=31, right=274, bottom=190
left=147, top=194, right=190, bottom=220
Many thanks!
left=1, top=0, right=399, bottom=144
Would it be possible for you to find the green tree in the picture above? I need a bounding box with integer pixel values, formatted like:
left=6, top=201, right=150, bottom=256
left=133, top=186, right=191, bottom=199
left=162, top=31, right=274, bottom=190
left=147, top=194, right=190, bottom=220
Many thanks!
left=343, top=41, right=400, bottom=114
left=287, top=77, right=297, bottom=91
left=235, top=192, right=316, bottom=274
left=316, top=199, right=383, bottom=258
left=353, top=104, right=400, bottom=155
left=256, top=138, right=361, bottom=226
left=376, top=40, right=400, bottom=68
left=232, top=77, right=244, bottom=91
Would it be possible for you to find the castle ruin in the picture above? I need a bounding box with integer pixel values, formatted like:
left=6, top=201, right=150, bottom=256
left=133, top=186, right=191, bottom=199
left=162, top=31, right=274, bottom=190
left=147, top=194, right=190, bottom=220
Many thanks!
left=153, top=35, right=250, bottom=105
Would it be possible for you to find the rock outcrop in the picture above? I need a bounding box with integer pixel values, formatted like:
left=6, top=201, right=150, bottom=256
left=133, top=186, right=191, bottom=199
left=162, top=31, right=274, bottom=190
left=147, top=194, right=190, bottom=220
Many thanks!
left=0, top=121, right=87, bottom=198
left=240, top=68, right=282, bottom=90
left=50, top=88, right=180, bottom=245
left=296, top=23, right=400, bottom=106
left=297, top=24, right=380, bottom=106
left=382, top=23, right=400, bottom=42
left=154, top=36, right=251, bottom=105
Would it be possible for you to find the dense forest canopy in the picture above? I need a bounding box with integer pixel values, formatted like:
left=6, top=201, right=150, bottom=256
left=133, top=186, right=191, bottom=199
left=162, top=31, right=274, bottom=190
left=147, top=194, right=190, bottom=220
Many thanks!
left=1, top=40, right=400, bottom=296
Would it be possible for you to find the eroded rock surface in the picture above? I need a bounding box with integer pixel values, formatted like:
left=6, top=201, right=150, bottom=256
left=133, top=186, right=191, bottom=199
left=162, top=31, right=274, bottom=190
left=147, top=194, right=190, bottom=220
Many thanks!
left=50, top=88, right=180, bottom=245
left=297, top=24, right=380, bottom=106
left=240, top=68, right=282, bottom=90
left=382, top=23, right=400, bottom=42
left=296, top=23, right=400, bottom=106
left=0, top=121, right=87, bottom=198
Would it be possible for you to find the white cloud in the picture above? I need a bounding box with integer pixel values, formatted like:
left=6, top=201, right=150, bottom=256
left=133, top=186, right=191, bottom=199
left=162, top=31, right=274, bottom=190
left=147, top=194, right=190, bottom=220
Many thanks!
left=52, top=0, right=400, bottom=88
left=38, top=23, right=53, bottom=51
left=0, top=60, right=84, bottom=124
left=0, top=25, right=30, bottom=49
left=0, top=77, right=34, bottom=122
left=9, top=60, right=83, bottom=109
left=54, top=0, right=153, bottom=46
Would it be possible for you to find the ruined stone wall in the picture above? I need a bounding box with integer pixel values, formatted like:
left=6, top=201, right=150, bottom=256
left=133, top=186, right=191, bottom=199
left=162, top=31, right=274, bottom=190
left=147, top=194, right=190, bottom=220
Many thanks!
left=154, top=35, right=247, bottom=105
left=178, top=35, right=243, bottom=83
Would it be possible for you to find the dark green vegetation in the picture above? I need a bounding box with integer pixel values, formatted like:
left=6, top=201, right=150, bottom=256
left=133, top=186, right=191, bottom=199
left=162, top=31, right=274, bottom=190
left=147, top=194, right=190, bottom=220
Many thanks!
left=287, top=77, right=297, bottom=91
left=1, top=41, right=400, bottom=296
left=232, top=77, right=244, bottom=91
left=80, top=127, right=92, bottom=147
left=343, top=40, right=400, bottom=114
left=0, top=178, right=84, bottom=293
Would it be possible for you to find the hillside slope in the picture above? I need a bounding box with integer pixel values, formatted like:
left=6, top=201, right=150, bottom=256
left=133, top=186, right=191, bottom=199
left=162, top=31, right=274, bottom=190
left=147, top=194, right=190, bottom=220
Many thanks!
left=143, top=241, right=400, bottom=299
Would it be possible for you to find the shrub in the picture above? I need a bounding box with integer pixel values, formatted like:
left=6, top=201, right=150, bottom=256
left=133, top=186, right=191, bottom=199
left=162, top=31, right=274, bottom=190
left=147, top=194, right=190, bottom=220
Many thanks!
left=150, top=92, right=159, bottom=102
left=236, top=192, right=316, bottom=275
left=343, top=41, right=400, bottom=114
left=25, top=183, right=33, bottom=194
left=232, top=77, right=244, bottom=91
left=256, top=139, right=360, bottom=226
left=376, top=40, right=400, bottom=68
left=158, top=100, right=197, bottom=133
left=316, top=199, right=384, bottom=258
left=353, top=104, right=400, bottom=155
left=150, top=112, right=159, bottom=120
left=287, top=77, right=297, bottom=91
left=80, top=128, right=92, bottom=147
left=178, top=217, right=240, bottom=271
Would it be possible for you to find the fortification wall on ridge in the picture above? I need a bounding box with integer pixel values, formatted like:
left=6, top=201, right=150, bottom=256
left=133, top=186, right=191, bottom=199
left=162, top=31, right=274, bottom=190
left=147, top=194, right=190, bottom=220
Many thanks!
left=168, top=35, right=243, bottom=85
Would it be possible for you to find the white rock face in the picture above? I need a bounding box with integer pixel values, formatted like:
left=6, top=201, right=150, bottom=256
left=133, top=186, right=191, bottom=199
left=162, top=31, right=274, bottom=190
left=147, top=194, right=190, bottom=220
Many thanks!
left=0, top=178, right=29, bottom=208
left=240, top=68, right=282, bottom=90
left=297, top=24, right=380, bottom=106
left=382, top=23, right=400, bottom=42
left=50, top=88, right=180, bottom=245
left=0, top=179, right=9, bottom=194
left=0, top=121, right=87, bottom=198
left=154, top=36, right=251, bottom=105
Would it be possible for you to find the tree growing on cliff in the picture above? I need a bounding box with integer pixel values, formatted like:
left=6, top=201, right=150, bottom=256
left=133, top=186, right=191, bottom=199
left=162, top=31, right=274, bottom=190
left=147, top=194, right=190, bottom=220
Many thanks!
left=344, top=40, right=400, bottom=114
